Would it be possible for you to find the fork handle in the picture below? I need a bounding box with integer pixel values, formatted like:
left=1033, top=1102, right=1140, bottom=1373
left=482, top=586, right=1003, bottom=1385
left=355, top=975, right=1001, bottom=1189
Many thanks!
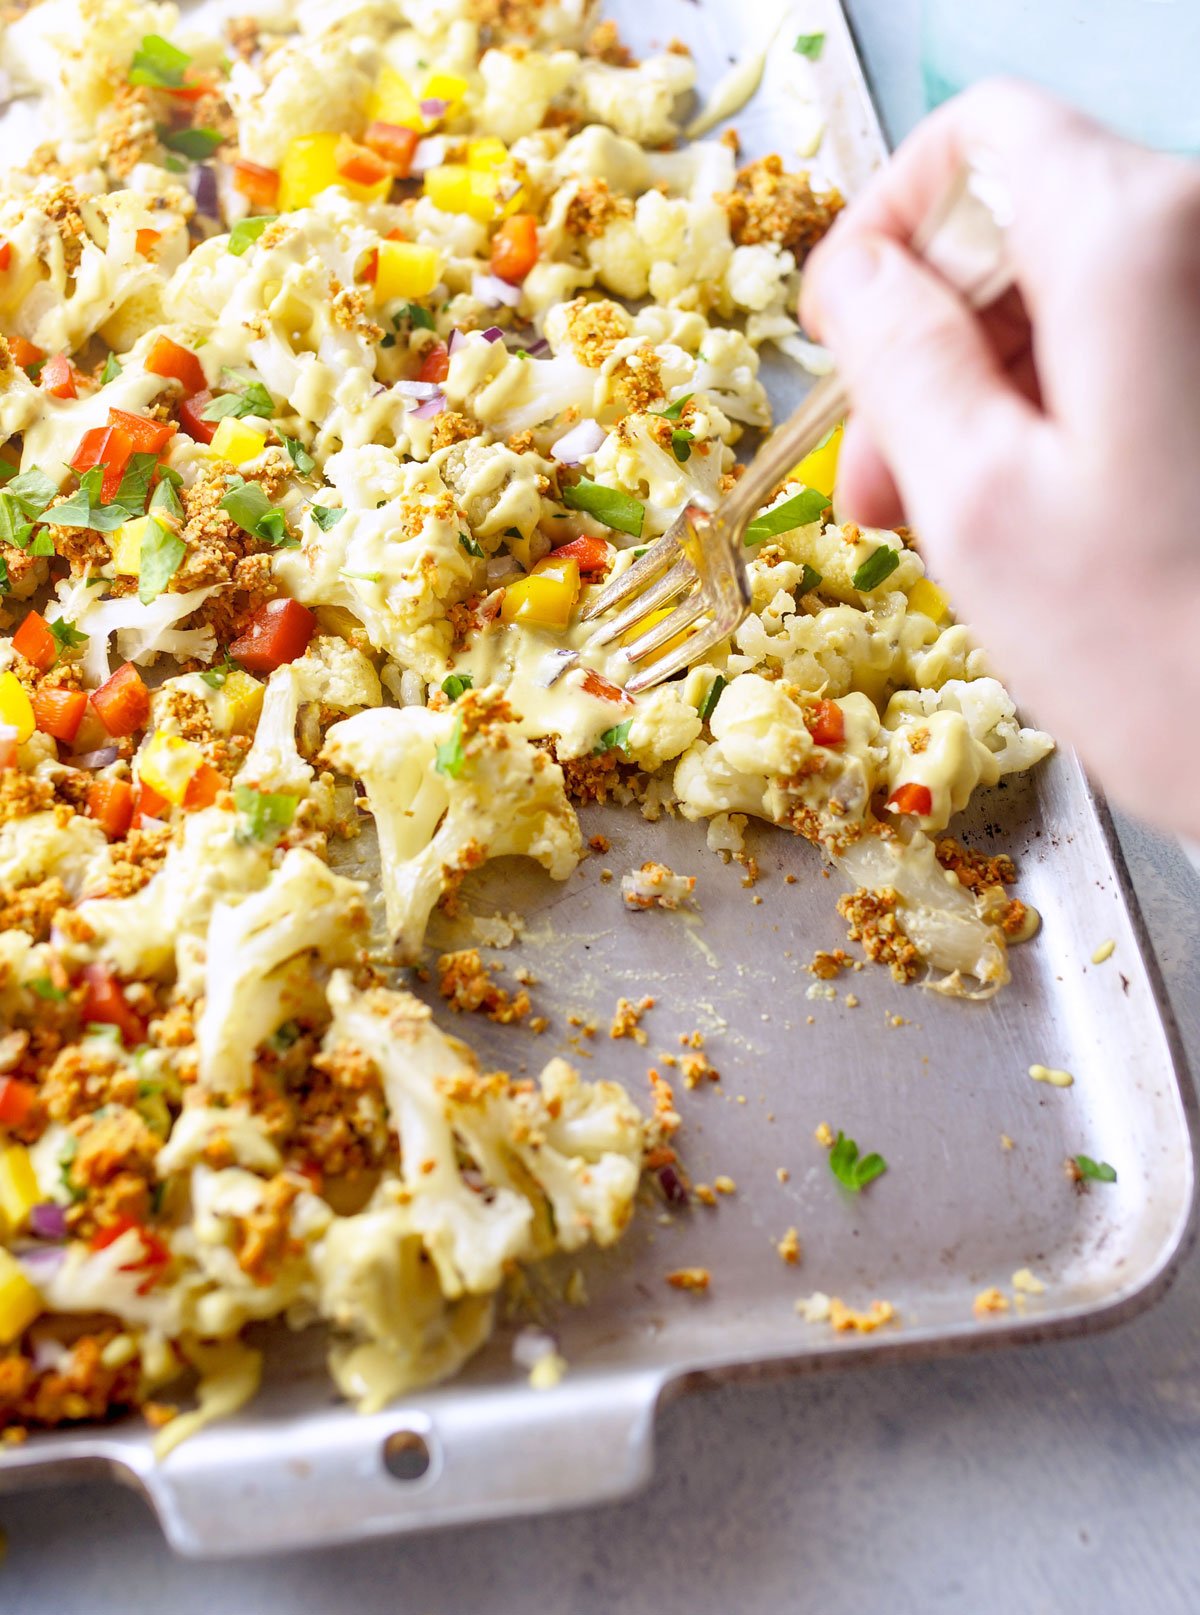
left=718, top=370, right=848, bottom=534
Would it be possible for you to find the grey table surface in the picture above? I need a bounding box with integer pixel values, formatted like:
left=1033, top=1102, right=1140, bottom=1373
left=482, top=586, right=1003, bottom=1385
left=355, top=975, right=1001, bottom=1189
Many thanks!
left=5, top=6, right=1199, bottom=1611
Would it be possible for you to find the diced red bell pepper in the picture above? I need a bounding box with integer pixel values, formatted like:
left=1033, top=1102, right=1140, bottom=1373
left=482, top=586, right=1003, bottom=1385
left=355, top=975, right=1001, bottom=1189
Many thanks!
left=0, top=1075, right=34, bottom=1127
left=12, top=610, right=57, bottom=672
left=886, top=782, right=933, bottom=817
left=135, top=229, right=161, bottom=258
left=579, top=667, right=631, bottom=704
left=131, top=781, right=168, bottom=829
left=490, top=214, right=539, bottom=284
left=807, top=699, right=845, bottom=747
left=91, top=663, right=150, bottom=737
left=362, top=122, right=420, bottom=178
left=70, top=424, right=135, bottom=504
left=32, top=686, right=88, bottom=744
left=178, top=390, right=217, bottom=445
left=90, top=1214, right=171, bottom=1291
left=551, top=534, right=610, bottom=574
left=145, top=335, right=207, bottom=397
left=417, top=342, right=449, bottom=385
left=80, top=963, right=146, bottom=1045
left=86, top=776, right=135, bottom=839
left=165, top=68, right=216, bottom=103
left=182, top=762, right=224, bottom=811
left=41, top=354, right=77, bottom=400
left=229, top=598, right=317, bottom=673
left=0, top=241, right=11, bottom=272
left=0, top=735, right=17, bottom=771
left=231, top=158, right=280, bottom=209
left=335, top=136, right=392, bottom=188
left=8, top=337, right=43, bottom=371
left=107, top=408, right=174, bottom=454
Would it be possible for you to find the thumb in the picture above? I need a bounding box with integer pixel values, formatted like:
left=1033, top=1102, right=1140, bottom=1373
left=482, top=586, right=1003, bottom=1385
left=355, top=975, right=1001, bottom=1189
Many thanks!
left=802, top=232, right=1033, bottom=520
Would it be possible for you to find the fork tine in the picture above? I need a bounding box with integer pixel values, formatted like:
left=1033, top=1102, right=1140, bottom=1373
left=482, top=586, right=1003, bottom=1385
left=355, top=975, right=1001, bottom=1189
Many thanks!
left=620, top=589, right=707, bottom=664
left=587, top=557, right=697, bottom=648
left=579, top=511, right=690, bottom=623
left=624, top=616, right=730, bottom=694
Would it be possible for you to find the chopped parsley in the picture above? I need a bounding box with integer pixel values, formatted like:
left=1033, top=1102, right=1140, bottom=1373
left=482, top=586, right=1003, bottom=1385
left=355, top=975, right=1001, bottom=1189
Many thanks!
left=441, top=672, right=473, bottom=701
left=137, top=518, right=186, bottom=604
left=402, top=303, right=435, bottom=330
left=0, top=556, right=8, bottom=595
left=793, top=31, right=825, bottom=59
left=1074, top=1155, right=1118, bottom=1184
left=201, top=380, right=274, bottom=421
left=851, top=546, right=901, bottom=592
left=561, top=480, right=645, bottom=539
left=51, top=467, right=137, bottom=532
left=159, top=126, right=224, bottom=160
left=651, top=393, right=693, bottom=422
left=227, top=215, right=277, bottom=256
left=220, top=481, right=293, bottom=546
left=434, top=712, right=465, bottom=778
left=234, top=784, right=298, bottom=844
left=201, top=655, right=237, bottom=689
left=283, top=436, right=316, bottom=476
left=459, top=531, right=484, bottom=558
left=799, top=562, right=824, bottom=594
left=594, top=718, right=633, bottom=756
left=828, top=1131, right=888, bottom=1192
left=129, top=33, right=190, bottom=90
left=698, top=674, right=726, bottom=723
left=30, top=976, right=67, bottom=1002
left=101, top=353, right=122, bottom=384
left=669, top=426, right=695, bottom=464
left=744, top=486, right=829, bottom=545
left=49, top=618, right=89, bottom=651
left=310, top=504, right=347, bottom=532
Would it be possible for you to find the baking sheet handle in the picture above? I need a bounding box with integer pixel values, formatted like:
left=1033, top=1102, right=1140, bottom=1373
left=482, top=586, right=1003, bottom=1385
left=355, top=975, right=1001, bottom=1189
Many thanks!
left=138, top=1369, right=668, bottom=1557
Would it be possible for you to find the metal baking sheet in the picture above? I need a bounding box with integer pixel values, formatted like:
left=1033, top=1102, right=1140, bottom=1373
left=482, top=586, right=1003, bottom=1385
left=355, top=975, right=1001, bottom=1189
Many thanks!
left=1, top=0, right=1194, bottom=1556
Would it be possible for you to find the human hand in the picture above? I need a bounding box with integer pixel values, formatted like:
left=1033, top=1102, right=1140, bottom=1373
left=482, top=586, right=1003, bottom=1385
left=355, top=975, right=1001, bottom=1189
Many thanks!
left=801, top=79, right=1200, bottom=838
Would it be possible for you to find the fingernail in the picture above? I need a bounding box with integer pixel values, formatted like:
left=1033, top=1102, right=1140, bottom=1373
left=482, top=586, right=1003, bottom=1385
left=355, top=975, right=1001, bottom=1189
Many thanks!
left=809, top=238, right=883, bottom=332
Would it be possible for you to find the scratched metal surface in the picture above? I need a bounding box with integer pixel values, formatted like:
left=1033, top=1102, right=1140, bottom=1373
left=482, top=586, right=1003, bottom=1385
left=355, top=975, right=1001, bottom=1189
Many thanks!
left=0, top=0, right=1193, bottom=1557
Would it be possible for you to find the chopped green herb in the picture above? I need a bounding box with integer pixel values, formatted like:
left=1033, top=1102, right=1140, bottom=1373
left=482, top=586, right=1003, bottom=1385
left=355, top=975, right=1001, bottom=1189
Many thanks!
left=311, top=504, right=347, bottom=532
left=30, top=976, right=67, bottom=1002
left=799, top=562, right=823, bottom=594
left=851, top=546, right=901, bottom=592
left=29, top=531, right=55, bottom=556
left=3, top=468, right=57, bottom=520
left=234, top=784, right=298, bottom=844
left=0, top=555, right=8, bottom=595
left=58, top=1135, right=84, bottom=1203
left=48, top=618, right=89, bottom=651
left=459, top=531, right=484, bottom=558
left=163, top=155, right=188, bottom=174
left=828, top=1131, right=888, bottom=1192
left=150, top=476, right=183, bottom=519
left=670, top=426, right=695, bottom=464
left=0, top=497, right=31, bottom=550
left=651, top=393, right=693, bottom=422
left=1074, top=1155, right=1118, bottom=1184
left=220, top=481, right=293, bottom=546
left=441, top=672, right=473, bottom=700
left=201, top=655, right=236, bottom=689
left=159, top=126, right=224, bottom=160
left=434, top=712, right=465, bottom=778
left=402, top=302, right=435, bottom=331
left=594, top=718, right=633, bottom=756
left=200, top=380, right=274, bottom=421
left=113, top=452, right=161, bottom=511
left=101, top=353, right=122, bottom=384
left=631, top=546, right=648, bottom=558
left=51, top=467, right=136, bottom=532
left=562, top=479, right=645, bottom=539
left=138, top=518, right=186, bottom=604
left=227, top=215, right=277, bottom=256
left=269, top=1020, right=302, bottom=1053
left=283, top=436, right=316, bottom=476
left=698, top=673, right=726, bottom=723
left=744, top=486, right=829, bottom=545
left=515, top=348, right=530, bottom=360
left=339, top=569, right=382, bottom=582
left=129, top=33, right=190, bottom=89
left=793, top=31, right=826, bottom=58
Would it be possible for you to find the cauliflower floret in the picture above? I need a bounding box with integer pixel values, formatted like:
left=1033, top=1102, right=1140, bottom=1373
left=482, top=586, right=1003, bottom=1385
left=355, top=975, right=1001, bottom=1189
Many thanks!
left=0, top=812, right=110, bottom=899
left=885, top=678, right=1055, bottom=778
left=725, top=242, right=796, bottom=315
left=227, top=40, right=371, bottom=169
left=273, top=448, right=478, bottom=674
left=624, top=684, right=703, bottom=772
left=196, top=848, right=369, bottom=1095
left=71, top=582, right=220, bottom=688
left=476, top=47, right=578, bottom=144
left=552, top=125, right=651, bottom=195
left=883, top=709, right=1001, bottom=833
left=322, top=689, right=582, bottom=961
left=432, top=438, right=553, bottom=546
left=238, top=636, right=381, bottom=794
left=588, top=402, right=729, bottom=537
left=621, top=861, right=696, bottom=911
left=572, top=52, right=696, bottom=147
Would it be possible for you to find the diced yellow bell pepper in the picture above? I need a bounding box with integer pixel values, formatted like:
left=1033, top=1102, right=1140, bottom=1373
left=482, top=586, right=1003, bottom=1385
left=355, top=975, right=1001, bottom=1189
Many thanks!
left=219, top=669, right=264, bottom=736
left=278, top=133, right=393, bottom=212
left=374, top=239, right=441, bottom=302
left=366, top=66, right=425, bottom=130
left=621, top=606, right=694, bottom=657
left=210, top=416, right=268, bottom=467
left=138, top=732, right=206, bottom=806
left=0, top=671, right=34, bottom=744
left=424, top=163, right=501, bottom=223
left=466, top=137, right=508, bottom=172
left=0, top=1248, right=40, bottom=1345
left=0, top=1143, right=40, bottom=1235
left=790, top=422, right=843, bottom=500
left=110, top=514, right=150, bottom=577
left=501, top=556, right=581, bottom=630
left=423, top=72, right=469, bottom=112
left=907, top=576, right=950, bottom=624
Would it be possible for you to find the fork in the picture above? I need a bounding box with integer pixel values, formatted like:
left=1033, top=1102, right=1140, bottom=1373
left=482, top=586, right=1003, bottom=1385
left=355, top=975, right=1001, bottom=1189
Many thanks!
left=581, top=164, right=1016, bottom=693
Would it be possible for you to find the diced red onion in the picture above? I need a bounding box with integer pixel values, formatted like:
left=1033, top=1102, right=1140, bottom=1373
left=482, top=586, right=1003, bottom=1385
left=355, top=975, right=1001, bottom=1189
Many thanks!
left=551, top=418, right=605, bottom=464
left=487, top=555, right=520, bottom=585
left=657, top=1164, right=688, bottom=1206
left=523, top=337, right=551, bottom=358
left=447, top=328, right=466, bottom=355
left=191, top=163, right=220, bottom=219
left=29, top=1202, right=68, bottom=1241
left=472, top=272, right=521, bottom=310
left=17, top=1244, right=67, bottom=1280
left=394, top=380, right=441, bottom=400
left=419, top=97, right=449, bottom=119
left=411, top=392, right=446, bottom=419
left=32, top=1336, right=69, bottom=1374
left=481, top=325, right=505, bottom=343
left=496, top=177, right=522, bottom=203
left=71, top=746, right=119, bottom=770
left=138, top=814, right=167, bottom=831
left=535, top=648, right=579, bottom=688
left=411, top=136, right=446, bottom=175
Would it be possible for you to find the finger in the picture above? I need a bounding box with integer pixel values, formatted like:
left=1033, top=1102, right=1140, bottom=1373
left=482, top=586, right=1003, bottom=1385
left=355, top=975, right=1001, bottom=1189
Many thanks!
left=834, top=417, right=903, bottom=530
left=803, top=232, right=1037, bottom=529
